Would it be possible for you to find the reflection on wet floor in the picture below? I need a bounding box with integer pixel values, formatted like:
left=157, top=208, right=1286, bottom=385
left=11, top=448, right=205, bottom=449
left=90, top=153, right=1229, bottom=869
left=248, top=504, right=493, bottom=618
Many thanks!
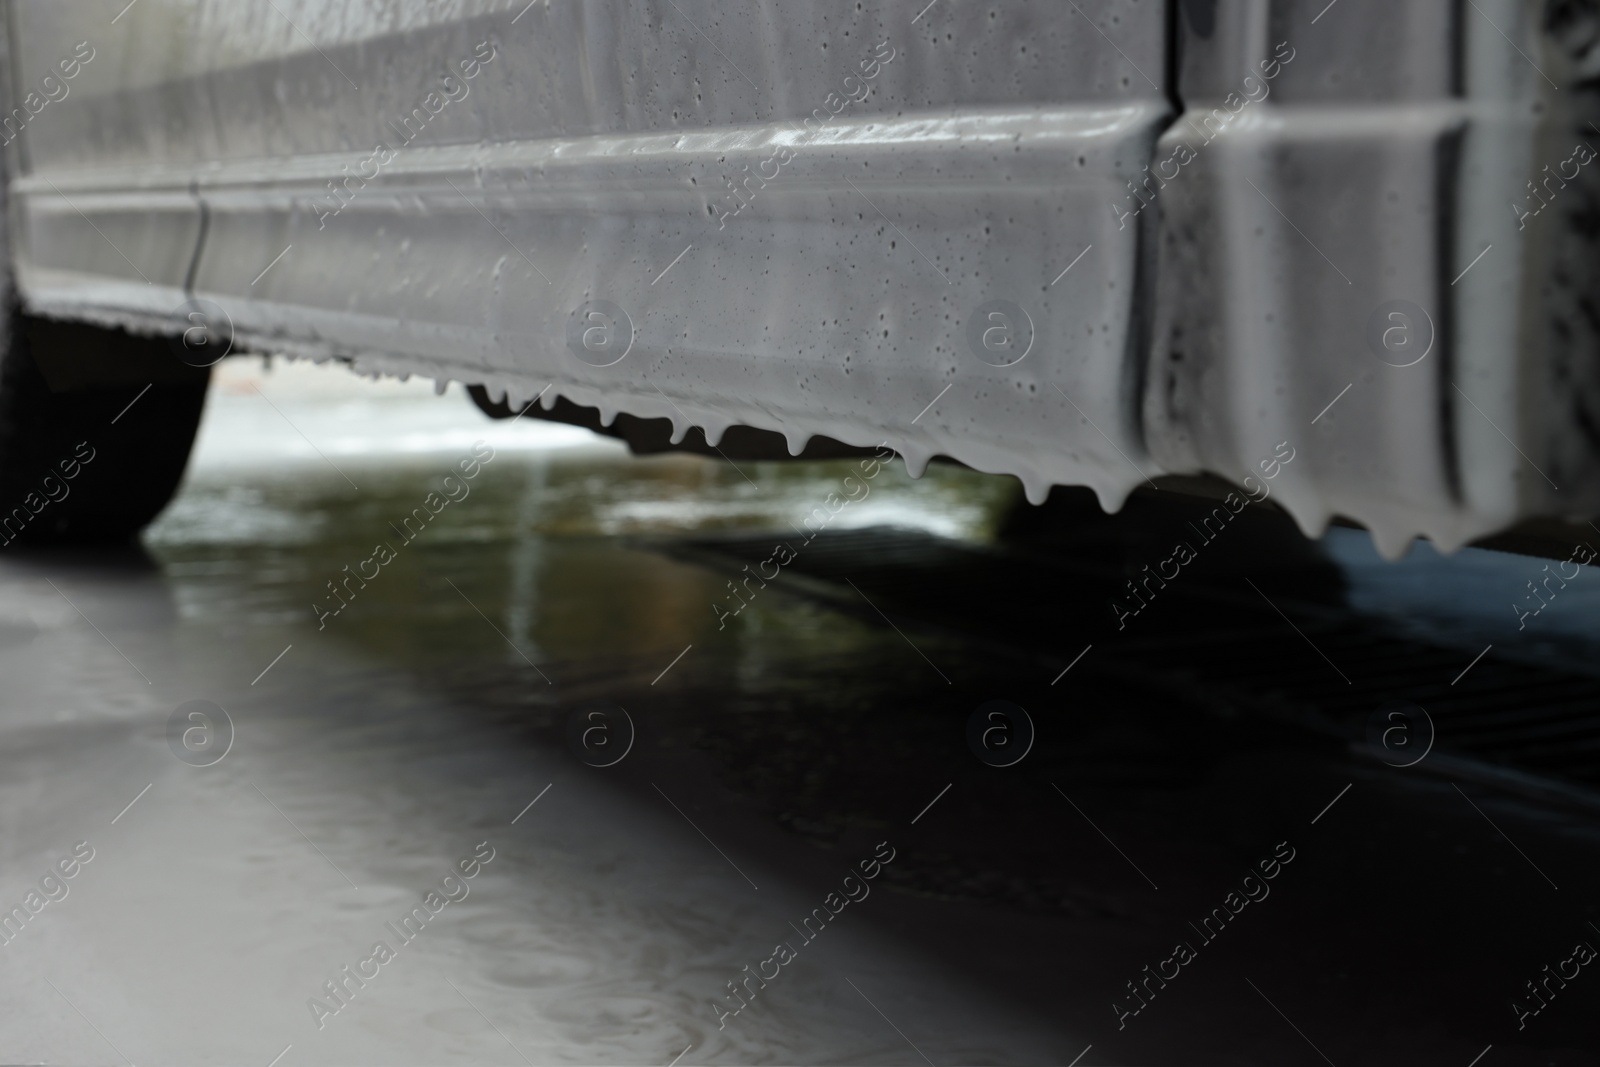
left=2, top=358, right=1598, bottom=1065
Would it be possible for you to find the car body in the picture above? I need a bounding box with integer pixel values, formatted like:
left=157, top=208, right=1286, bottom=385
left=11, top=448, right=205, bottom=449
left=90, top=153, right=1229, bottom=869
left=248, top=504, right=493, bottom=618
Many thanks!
left=5, top=0, right=1598, bottom=556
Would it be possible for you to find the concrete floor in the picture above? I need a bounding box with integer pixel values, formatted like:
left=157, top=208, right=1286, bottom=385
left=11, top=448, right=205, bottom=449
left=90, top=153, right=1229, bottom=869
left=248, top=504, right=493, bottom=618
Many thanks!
left=0, top=359, right=1596, bottom=1066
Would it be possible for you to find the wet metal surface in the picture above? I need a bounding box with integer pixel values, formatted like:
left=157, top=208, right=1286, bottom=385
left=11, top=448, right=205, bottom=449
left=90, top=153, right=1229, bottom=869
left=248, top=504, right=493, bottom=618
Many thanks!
left=1, top=362, right=1598, bottom=1065
left=17, top=2, right=1600, bottom=552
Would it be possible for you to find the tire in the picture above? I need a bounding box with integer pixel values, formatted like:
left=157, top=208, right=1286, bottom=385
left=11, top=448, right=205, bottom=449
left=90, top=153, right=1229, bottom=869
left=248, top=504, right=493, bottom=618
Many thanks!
left=0, top=311, right=210, bottom=546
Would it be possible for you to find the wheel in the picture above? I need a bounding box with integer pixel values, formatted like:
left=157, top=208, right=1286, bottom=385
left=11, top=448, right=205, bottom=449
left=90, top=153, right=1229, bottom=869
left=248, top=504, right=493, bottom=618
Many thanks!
left=0, top=311, right=210, bottom=546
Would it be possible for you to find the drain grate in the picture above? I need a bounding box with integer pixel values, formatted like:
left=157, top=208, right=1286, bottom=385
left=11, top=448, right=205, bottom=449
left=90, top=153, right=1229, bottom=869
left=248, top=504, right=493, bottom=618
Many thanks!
left=659, top=527, right=1600, bottom=791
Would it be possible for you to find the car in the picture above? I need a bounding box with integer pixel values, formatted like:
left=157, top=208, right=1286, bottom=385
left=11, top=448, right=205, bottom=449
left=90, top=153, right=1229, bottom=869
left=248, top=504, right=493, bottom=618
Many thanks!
left=1, top=0, right=1595, bottom=557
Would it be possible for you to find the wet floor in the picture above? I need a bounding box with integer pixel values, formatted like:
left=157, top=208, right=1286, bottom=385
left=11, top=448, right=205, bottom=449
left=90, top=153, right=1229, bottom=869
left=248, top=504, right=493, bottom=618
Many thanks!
left=1, top=359, right=1598, bottom=1066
